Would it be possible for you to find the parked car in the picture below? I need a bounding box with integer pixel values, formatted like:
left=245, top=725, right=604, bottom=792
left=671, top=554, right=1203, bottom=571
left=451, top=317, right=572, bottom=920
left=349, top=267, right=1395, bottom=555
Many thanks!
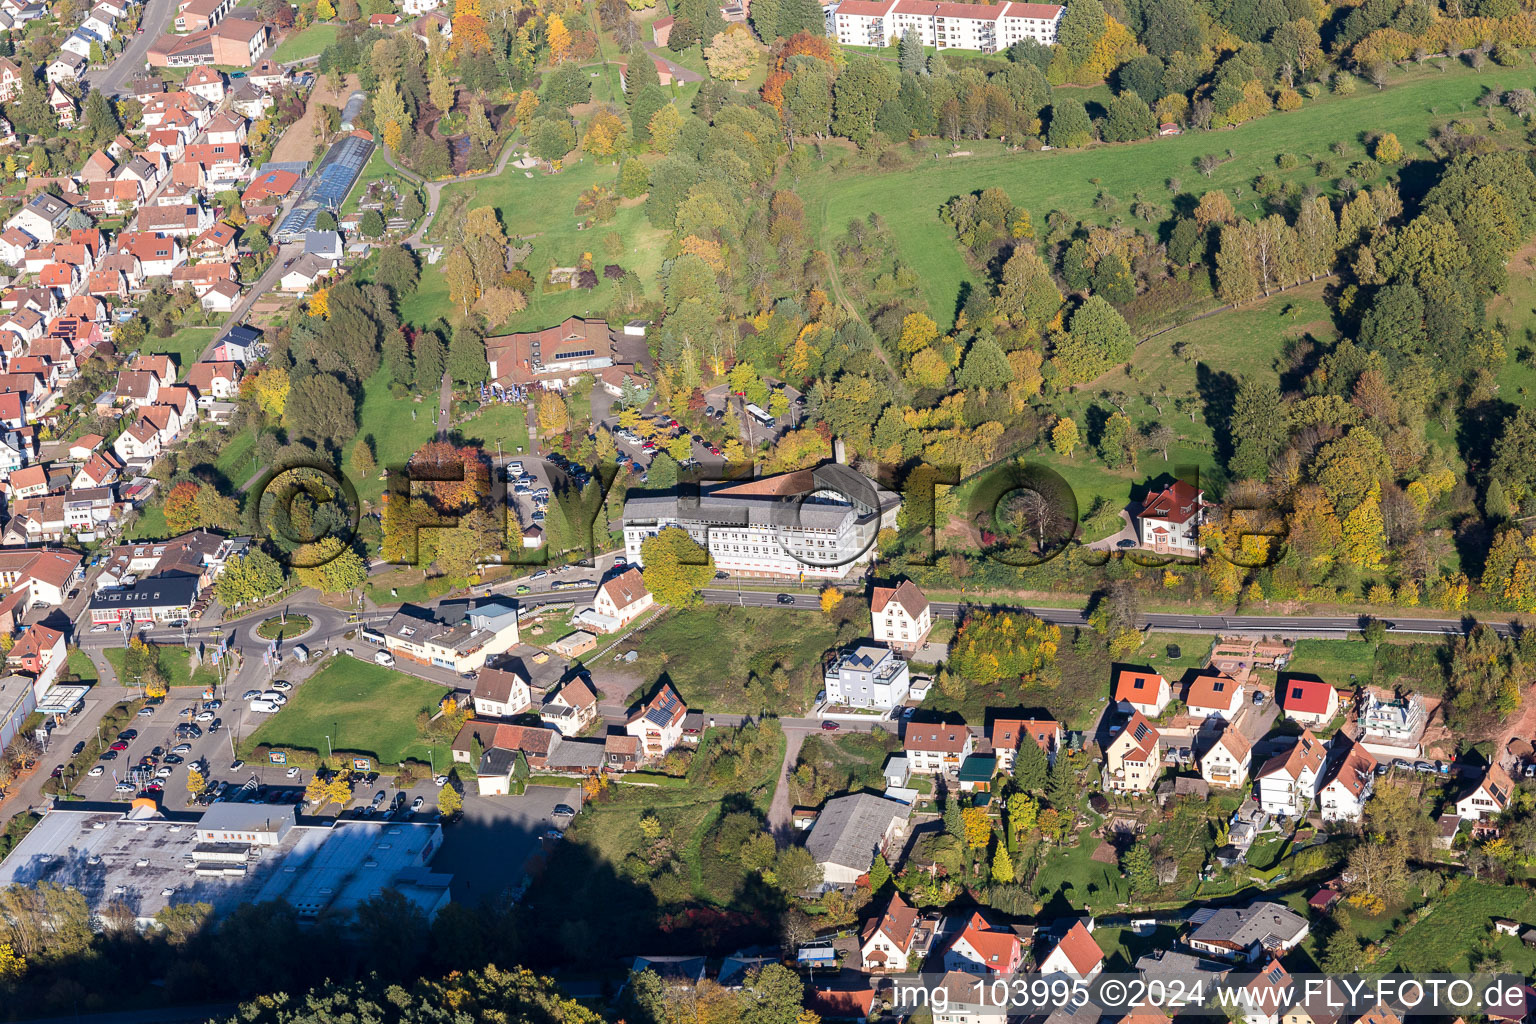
left=553, top=803, right=576, bottom=818
left=172, top=743, right=192, bottom=755
left=286, top=766, right=301, bottom=778
left=242, top=690, right=261, bottom=700
left=88, top=765, right=105, bottom=777
left=196, top=711, right=215, bottom=721
left=821, top=721, right=840, bottom=731
left=109, top=741, right=128, bottom=752
left=411, top=796, right=424, bottom=811
left=374, top=651, right=395, bottom=667
left=100, top=750, right=118, bottom=761
left=115, top=782, right=135, bottom=794
left=137, top=706, right=154, bottom=717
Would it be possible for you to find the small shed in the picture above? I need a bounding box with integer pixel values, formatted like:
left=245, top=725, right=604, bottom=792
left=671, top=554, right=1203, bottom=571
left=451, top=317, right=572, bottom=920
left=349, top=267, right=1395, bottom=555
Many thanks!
left=882, top=754, right=909, bottom=790
left=552, top=630, right=596, bottom=657
left=1495, top=918, right=1520, bottom=937
left=1307, top=888, right=1341, bottom=912
left=957, top=753, right=997, bottom=792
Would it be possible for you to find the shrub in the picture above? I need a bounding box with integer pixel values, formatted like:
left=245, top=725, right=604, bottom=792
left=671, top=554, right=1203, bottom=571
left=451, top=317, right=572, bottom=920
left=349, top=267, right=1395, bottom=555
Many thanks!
left=1275, top=88, right=1303, bottom=111
left=1276, top=152, right=1299, bottom=170
left=1333, top=72, right=1357, bottom=94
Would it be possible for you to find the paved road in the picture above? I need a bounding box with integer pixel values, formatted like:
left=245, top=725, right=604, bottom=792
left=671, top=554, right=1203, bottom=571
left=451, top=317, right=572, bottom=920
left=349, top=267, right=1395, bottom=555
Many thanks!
left=436, top=371, right=452, bottom=440
left=84, top=0, right=176, bottom=98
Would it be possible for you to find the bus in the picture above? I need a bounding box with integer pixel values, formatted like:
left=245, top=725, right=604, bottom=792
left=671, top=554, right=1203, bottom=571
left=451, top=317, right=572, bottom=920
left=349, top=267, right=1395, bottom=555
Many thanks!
left=744, top=403, right=775, bottom=429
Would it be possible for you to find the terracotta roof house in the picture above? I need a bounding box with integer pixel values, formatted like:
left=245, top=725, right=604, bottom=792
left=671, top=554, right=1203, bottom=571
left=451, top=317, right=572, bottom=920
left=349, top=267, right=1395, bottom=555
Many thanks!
left=1185, top=671, right=1244, bottom=721
left=943, top=909, right=1025, bottom=976
left=870, top=579, right=932, bottom=652
left=1113, top=667, right=1172, bottom=718
left=1037, top=921, right=1104, bottom=980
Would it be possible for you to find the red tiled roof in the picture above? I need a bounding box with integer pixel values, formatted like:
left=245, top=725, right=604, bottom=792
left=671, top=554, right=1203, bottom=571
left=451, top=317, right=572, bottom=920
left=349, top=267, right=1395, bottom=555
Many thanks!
left=1051, top=921, right=1103, bottom=975
left=1282, top=677, right=1334, bottom=715
left=1140, top=480, right=1203, bottom=524
left=1114, top=668, right=1167, bottom=704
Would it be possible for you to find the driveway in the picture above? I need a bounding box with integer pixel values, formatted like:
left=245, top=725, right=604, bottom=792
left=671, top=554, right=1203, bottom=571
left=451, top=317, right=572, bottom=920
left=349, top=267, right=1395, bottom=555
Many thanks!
left=432, top=784, right=580, bottom=904
left=642, top=42, right=703, bottom=84
left=1085, top=510, right=1139, bottom=552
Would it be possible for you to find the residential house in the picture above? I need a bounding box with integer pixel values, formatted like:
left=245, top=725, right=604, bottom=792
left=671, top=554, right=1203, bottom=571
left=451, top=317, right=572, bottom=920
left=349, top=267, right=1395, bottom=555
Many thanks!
left=1103, top=709, right=1162, bottom=794
left=870, top=579, right=932, bottom=652
left=412, top=11, right=452, bottom=44
left=184, top=361, right=241, bottom=402
left=1279, top=676, right=1339, bottom=728
left=248, top=58, right=287, bottom=90
left=200, top=279, right=240, bottom=312
left=1137, top=479, right=1206, bottom=556
left=1357, top=692, right=1427, bottom=758
left=624, top=682, right=687, bottom=759
left=1317, top=738, right=1377, bottom=822
left=118, top=233, right=184, bottom=276
left=1114, top=667, right=1172, bottom=718
left=1186, top=902, right=1309, bottom=963
left=943, top=909, right=1024, bottom=976
left=87, top=178, right=143, bottom=216
left=929, top=972, right=1008, bottom=1024
left=179, top=143, right=248, bottom=183
left=184, top=65, right=225, bottom=104
left=6, top=463, right=48, bottom=498
left=986, top=715, right=1060, bottom=771
left=1454, top=764, right=1514, bottom=823
left=860, top=892, right=926, bottom=972
left=804, top=792, right=911, bottom=888
left=1234, top=959, right=1293, bottom=1024
left=1198, top=727, right=1252, bottom=789
left=140, top=204, right=214, bottom=238
left=115, top=370, right=161, bottom=407
left=604, top=734, right=640, bottom=773
left=6, top=623, right=65, bottom=698
left=0, top=228, right=33, bottom=265
left=469, top=666, right=530, bottom=718
left=203, top=109, right=247, bottom=146
left=904, top=721, right=973, bottom=775
left=9, top=192, right=72, bottom=244
left=576, top=567, right=653, bottom=631
left=1253, top=730, right=1326, bottom=818
left=0, top=57, right=24, bottom=102
left=824, top=643, right=910, bottom=711
left=1038, top=921, right=1103, bottom=981
left=402, top=0, right=441, bottom=12
left=831, top=0, right=1062, bottom=51
left=540, top=678, right=598, bottom=736
left=46, top=51, right=87, bottom=83
left=116, top=153, right=163, bottom=191
left=79, top=149, right=116, bottom=184
left=113, top=414, right=165, bottom=462
left=1184, top=671, right=1244, bottom=722
left=279, top=252, right=332, bottom=292
left=0, top=548, right=81, bottom=606
left=172, top=261, right=237, bottom=295
left=71, top=450, right=121, bottom=490
left=49, top=85, right=77, bottom=127
left=191, top=222, right=238, bottom=261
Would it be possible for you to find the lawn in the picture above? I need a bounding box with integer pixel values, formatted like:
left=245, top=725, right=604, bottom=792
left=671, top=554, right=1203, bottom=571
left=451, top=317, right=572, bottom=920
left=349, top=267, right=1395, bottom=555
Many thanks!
left=66, top=649, right=97, bottom=685
left=342, top=147, right=412, bottom=217
left=1384, top=879, right=1536, bottom=974
left=1138, top=632, right=1215, bottom=674
left=273, top=23, right=339, bottom=62
left=241, top=656, right=452, bottom=767
left=799, top=59, right=1509, bottom=327
left=1285, top=638, right=1379, bottom=685
left=213, top=428, right=261, bottom=490
left=347, top=365, right=438, bottom=505
left=422, top=158, right=669, bottom=335
left=104, top=644, right=219, bottom=690
left=616, top=604, right=864, bottom=713
left=365, top=566, right=453, bottom=606
left=140, top=326, right=217, bottom=380
left=124, top=502, right=169, bottom=541
left=453, top=401, right=530, bottom=456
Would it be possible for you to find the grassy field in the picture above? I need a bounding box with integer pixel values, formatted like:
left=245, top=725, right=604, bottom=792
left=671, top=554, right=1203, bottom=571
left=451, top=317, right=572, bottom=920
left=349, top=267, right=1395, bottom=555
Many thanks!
left=365, top=566, right=453, bottom=606
left=273, top=23, right=339, bottom=62
left=617, top=605, right=863, bottom=713
left=213, top=428, right=260, bottom=489
left=347, top=365, right=438, bottom=505
left=423, top=158, right=668, bottom=335
left=242, top=656, right=450, bottom=765
left=454, top=401, right=530, bottom=455
left=66, top=649, right=97, bottom=684
left=799, top=59, right=1515, bottom=326
left=1385, top=880, right=1536, bottom=973
left=124, top=502, right=169, bottom=541
left=104, top=644, right=219, bottom=690
left=140, top=326, right=217, bottom=380
left=1285, top=638, right=1379, bottom=684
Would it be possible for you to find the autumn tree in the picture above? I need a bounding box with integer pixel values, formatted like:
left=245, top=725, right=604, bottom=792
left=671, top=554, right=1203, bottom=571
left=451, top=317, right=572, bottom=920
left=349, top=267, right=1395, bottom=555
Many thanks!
left=705, top=26, right=759, bottom=81
left=640, top=527, right=715, bottom=607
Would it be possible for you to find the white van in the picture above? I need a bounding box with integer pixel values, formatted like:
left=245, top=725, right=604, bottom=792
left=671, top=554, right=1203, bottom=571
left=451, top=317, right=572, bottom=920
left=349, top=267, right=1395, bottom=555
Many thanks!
left=248, top=699, right=280, bottom=713
left=374, top=650, right=395, bottom=666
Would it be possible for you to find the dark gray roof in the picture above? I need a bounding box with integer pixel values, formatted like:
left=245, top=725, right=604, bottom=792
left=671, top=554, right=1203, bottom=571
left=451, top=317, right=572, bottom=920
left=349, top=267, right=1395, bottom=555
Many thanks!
left=804, top=793, right=910, bottom=873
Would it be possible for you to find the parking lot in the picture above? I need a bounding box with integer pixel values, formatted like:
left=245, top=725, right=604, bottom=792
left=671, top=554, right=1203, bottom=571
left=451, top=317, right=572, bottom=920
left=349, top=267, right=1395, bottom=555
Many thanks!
left=430, top=784, right=582, bottom=903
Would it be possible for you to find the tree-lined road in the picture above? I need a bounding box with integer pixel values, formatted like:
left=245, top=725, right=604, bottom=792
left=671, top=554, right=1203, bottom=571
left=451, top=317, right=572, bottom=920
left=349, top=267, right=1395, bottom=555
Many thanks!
left=85, top=0, right=176, bottom=99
